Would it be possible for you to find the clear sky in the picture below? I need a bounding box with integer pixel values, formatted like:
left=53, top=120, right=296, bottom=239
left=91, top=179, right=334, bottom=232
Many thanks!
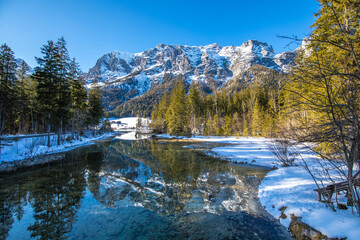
left=0, top=0, right=319, bottom=72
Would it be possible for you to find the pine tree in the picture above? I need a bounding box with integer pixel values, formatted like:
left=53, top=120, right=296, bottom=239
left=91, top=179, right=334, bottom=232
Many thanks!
left=203, top=118, right=212, bottom=136
left=33, top=40, right=59, bottom=147
left=87, top=85, right=104, bottom=135
left=232, top=112, right=242, bottom=134
left=24, top=75, right=38, bottom=134
left=14, top=60, right=31, bottom=134
left=54, top=37, right=71, bottom=144
left=69, top=58, right=87, bottom=140
left=223, top=115, right=233, bottom=137
left=251, top=99, right=262, bottom=136
left=136, top=116, right=142, bottom=129
left=0, top=44, right=17, bottom=135
left=151, top=92, right=169, bottom=132
left=243, top=115, right=249, bottom=137
left=166, top=81, right=189, bottom=136
left=212, top=114, right=223, bottom=136
left=187, top=83, right=201, bottom=133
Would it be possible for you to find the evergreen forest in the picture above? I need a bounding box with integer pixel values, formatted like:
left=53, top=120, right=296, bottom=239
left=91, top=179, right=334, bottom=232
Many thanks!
left=0, top=37, right=104, bottom=146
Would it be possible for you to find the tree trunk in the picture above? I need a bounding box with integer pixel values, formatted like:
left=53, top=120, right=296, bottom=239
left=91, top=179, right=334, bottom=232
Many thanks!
left=348, top=165, right=360, bottom=215
left=57, top=119, right=61, bottom=146
left=61, top=119, right=63, bottom=143
left=0, top=108, right=5, bottom=135
left=19, top=104, right=23, bottom=134
left=47, top=114, right=51, bottom=147
left=35, top=115, right=38, bottom=134
left=76, top=110, right=80, bottom=140
left=71, top=111, right=74, bottom=140
left=30, top=107, right=34, bottom=134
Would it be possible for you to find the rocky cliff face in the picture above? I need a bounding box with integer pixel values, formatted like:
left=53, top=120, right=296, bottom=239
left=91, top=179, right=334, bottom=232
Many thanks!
left=85, top=40, right=297, bottom=113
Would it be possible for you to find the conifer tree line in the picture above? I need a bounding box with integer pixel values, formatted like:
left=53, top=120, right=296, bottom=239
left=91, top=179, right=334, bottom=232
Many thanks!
left=151, top=79, right=282, bottom=137
left=0, top=37, right=104, bottom=146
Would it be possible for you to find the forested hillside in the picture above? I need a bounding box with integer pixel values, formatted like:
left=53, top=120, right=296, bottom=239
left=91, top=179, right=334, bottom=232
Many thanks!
left=151, top=76, right=283, bottom=137
left=86, top=40, right=296, bottom=117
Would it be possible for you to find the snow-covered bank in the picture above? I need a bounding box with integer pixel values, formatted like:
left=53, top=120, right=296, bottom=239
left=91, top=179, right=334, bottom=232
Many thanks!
left=156, top=135, right=360, bottom=240
left=0, top=132, right=116, bottom=171
left=157, top=135, right=278, bottom=168
left=109, top=117, right=150, bottom=131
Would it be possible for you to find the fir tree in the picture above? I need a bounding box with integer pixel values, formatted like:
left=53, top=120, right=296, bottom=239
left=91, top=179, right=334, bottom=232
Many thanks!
left=223, top=115, right=233, bottom=136
left=136, top=116, right=142, bottom=129
left=54, top=37, right=71, bottom=144
left=14, top=60, right=31, bottom=134
left=243, top=116, right=249, bottom=137
left=87, top=85, right=104, bottom=135
left=203, top=118, right=212, bottom=136
left=69, top=58, right=87, bottom=140
left=251, top=99, right=262, bottom=136
left=166, top=81, right=189, bottom=136
left=0, top=44, right=17, bottom=135
left=187, top=83, right=201, bottom=133
left=151, top=92, right=169, bottom=132
left=33, top=40, right=59, bottom=147
left=212, top=114, right=223, bottom=136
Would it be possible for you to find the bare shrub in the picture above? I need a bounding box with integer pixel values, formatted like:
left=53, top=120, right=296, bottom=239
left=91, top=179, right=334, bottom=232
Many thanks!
left=25, top=136, right=47, bottom=157
left=268, top=138, right=296, bottom=167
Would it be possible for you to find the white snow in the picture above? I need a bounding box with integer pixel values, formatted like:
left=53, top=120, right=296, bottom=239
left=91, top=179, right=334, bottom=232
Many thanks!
left=113, top=51, right=135, bottom=65
left=157, top=135, right=360, bottom=239
left=109, top=117, right=151, bottom=131
left=258, top=148, right=360, bottom=240
left=88, top=40, right=291, bottom=100
left=115, top=131, right=150, bottom=141
left=0, top=132, right=115, bottom=164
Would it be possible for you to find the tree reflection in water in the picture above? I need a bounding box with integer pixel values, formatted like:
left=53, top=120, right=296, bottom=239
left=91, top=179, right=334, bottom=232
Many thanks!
left=0, top=145, right=106, bottom=239
left=0, top=140, right=281, bottom=240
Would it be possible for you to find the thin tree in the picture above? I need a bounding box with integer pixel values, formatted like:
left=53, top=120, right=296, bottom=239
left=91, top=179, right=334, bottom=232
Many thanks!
left=287, top=0, right=360, bottom=214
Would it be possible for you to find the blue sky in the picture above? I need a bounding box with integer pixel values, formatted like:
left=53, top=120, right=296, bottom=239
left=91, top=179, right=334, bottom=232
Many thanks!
left=0, top=0, right=319, bottom=71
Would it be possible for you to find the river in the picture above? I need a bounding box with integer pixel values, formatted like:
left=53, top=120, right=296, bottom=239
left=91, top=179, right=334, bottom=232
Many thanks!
left=0, top=137, right=291, bottom=239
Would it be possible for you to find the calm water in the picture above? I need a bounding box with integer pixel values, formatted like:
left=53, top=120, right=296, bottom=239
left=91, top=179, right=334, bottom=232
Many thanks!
left=0, top=138, right=291, bottom=240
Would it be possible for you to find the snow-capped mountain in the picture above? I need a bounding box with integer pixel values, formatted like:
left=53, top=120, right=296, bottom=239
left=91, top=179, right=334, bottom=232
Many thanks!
left=85, top=40, right=297, bottom=113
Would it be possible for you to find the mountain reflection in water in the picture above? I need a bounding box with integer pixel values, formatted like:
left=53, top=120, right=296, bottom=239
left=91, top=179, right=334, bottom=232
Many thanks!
left=0, top=139, right=290, bottom=240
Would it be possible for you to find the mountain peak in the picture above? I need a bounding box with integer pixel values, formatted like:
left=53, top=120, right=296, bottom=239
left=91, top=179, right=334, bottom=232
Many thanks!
left=86, top=40, right=297, bottom=111
left=241, top=39, right=269, bottom=47
left=204, top=43, right=222, bottom=48
left=155, top=43, right=169, bottom=49
left=238, top=39, right=274, bottom=59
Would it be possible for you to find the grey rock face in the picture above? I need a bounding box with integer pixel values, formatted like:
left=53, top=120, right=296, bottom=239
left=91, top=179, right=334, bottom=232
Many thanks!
left=85, top=40, right=297, bottom=110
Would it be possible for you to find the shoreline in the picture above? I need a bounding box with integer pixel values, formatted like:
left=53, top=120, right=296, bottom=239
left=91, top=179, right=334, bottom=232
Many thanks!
left=154, top=135, right=359, bottom=240
left=0, top=132, right=117, bottom=173
left=1, top=133, right=358, bottom=239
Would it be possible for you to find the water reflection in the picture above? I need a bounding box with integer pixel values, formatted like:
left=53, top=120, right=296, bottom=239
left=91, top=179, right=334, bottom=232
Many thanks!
left=0, top=148, right=104, bottom=240
left=94, top=140, right=268, bottom=215
left=0, top=139, right=289, bottom=240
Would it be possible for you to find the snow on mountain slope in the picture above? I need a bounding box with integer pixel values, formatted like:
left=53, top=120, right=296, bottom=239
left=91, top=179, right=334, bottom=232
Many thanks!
left=85, top=40, right=297, bottom=111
